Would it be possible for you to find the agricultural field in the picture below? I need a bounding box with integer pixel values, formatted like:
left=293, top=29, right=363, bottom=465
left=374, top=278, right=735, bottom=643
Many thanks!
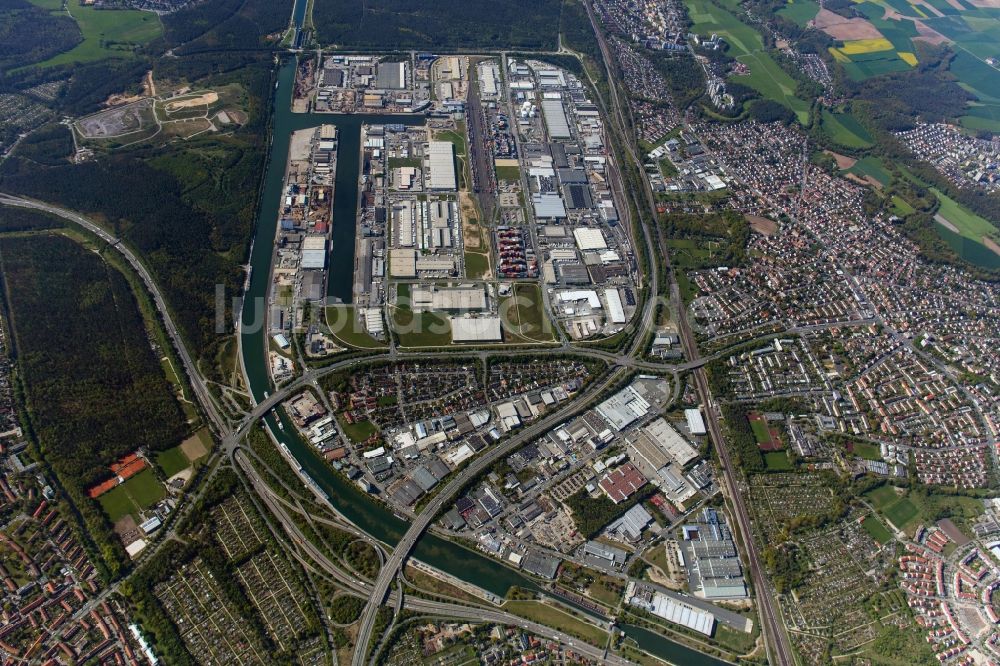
left=820, top=110, right=874, bottom=148
left=30, top=0, right=162, bottom=68
left=929, top=187, right=1000, bottom=268
left=843, top=156, right=892, bottom=188
left=777, top=0, right=821, bottom=26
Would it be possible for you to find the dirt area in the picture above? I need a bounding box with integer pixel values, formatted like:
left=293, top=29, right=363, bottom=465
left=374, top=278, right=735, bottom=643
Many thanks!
left=180, top=430, right=210, bottom=461
left=165, top=91, right=218, bottom=111
left=167, top=468, right=194, bottom=487
left=812, top=8, right=884, bottom=40
left=846, top=173, right=883, bottom=190
left=934, top=213, right=960, bottom=233
left=982, top=236, right=1000, bottom=258
left=289, top=128, right=314, bottom=162
left=105, top=92, right=145, bottom=107
left=459, top=191, right=483, bottom=249
left=825, top=150, right=857, bottom=170
left=746, top=215, right=778, bottom=235
left=144, top=70, right=156, bottom=97
left=645, top=565, right=683, bottom=590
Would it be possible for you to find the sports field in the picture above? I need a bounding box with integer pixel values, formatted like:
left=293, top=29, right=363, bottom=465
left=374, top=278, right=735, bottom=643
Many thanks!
left=862, top=515, right=893, bottom=544
left=864, top=484, right=900, bottom=509
left=32, top=0, right=162, bottom=67
left=763, top=451, right=792, bottom=470
left=156, top=446, right=190, bottom=478
left=97, top=468, right=165, bottom=522
left=884, top=498, right=919, bottom=529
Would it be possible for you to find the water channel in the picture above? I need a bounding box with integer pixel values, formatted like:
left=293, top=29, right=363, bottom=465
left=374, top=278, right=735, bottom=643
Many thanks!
left=237, top=29, right=730, bottom=665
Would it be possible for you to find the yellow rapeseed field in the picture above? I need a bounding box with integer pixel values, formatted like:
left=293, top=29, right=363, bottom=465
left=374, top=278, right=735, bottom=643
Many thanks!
left=839, top=37, right=895, bottom=54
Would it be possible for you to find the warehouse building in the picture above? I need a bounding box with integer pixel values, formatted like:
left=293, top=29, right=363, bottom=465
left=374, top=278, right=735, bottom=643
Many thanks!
left=597, top=385, right=651, bottom=431
left=627, top=583, right=716, bottom=636
left=450, top=317, right=503, bottom=343
left=541, top=99, right=571, bottom=139
left=605, top=288, right=626, bottom=324
left=532, top=192, right=567, bottom=219
left=412, top=285, right=486, bottom=311
left=389, top=248, right=417, bottom=278
left=301, top=235, right=327, bottom=270
left=376, top=61, right=407, bottom=89
left=640, top=418, right=699, bottom=466
left=573, top=227, right=608, bottom=251
left=685, top=408, right=707, bottom=435
left=424, top=141, right=457, bottom=191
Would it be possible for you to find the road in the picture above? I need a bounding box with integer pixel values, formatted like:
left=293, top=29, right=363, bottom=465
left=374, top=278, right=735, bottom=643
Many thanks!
left=237, top=447, right=627, bottom=664
left=577, top=3, right=797, bottom=663
left=348, top=365, right=628, bottom=665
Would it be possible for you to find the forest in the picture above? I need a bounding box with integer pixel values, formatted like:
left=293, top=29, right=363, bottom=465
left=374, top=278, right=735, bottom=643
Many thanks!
left=0, top=233, right=188, bottom=574
left=0, top=207, right=64, bottom=233
left=312, top=0, right=562, bottom=50
left=161, top=0, right=293, bottom=54
left=0, top=0, right=82, bottom=72
left=0, top=61, right=274, bottom=362
left=719, top=403, right=764, bottom=472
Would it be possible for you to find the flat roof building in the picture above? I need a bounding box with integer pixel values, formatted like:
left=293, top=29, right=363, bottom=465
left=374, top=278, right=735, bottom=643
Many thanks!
left=450, top=317, right=503, bottom=343
left=605, top=288, right=626, bottom=324
left=573, top=228, right=608, bottom=251
left=376, top=61, right=406, bottom=89
left=686, top=408, right=707, bottom=435
left=642, top=418, right=699, bottom=467
left=541, top=99, right=571, bottom=139
left=425, top=141, right=457, bottom=191
left=597, top=385, right=651, bottom=431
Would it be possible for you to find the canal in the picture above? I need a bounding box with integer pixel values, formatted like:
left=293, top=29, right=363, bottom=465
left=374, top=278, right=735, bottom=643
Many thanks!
left=238, top=33, right=730, bottom=665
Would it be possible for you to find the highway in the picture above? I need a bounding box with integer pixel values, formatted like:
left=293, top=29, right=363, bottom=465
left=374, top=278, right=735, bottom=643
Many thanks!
left=237, top=448, right=627, bottom=665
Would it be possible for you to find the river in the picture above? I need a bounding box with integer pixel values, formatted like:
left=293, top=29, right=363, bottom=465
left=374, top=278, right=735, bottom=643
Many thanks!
left=237, top=22, right=730, bottom=664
